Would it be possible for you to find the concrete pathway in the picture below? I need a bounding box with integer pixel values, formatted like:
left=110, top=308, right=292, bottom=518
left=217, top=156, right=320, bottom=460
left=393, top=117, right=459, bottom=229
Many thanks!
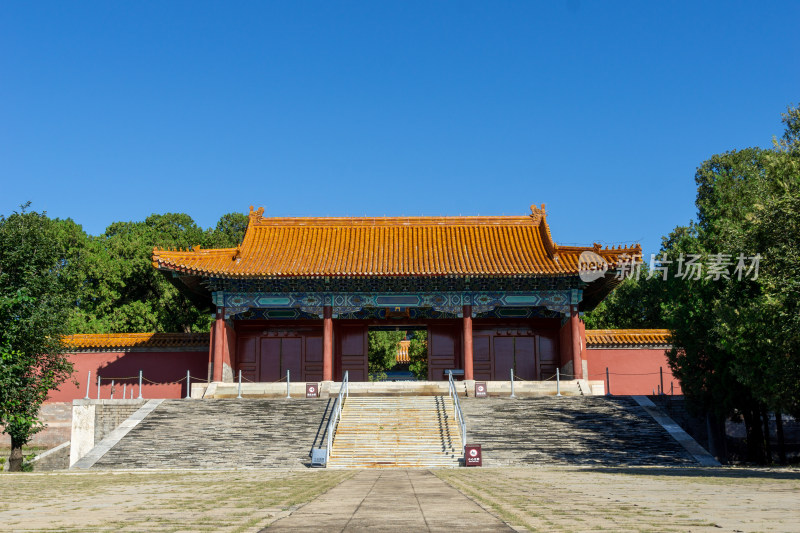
left=264, top=470, right=515, bottom=532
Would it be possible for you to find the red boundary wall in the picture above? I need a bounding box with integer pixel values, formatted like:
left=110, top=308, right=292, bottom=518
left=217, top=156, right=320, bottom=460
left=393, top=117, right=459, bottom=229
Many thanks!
left=44, top=333, right=681, bottom=402
left=586, top=347, right=682, bottom=396
left=48, top=351, right=208, bottom=403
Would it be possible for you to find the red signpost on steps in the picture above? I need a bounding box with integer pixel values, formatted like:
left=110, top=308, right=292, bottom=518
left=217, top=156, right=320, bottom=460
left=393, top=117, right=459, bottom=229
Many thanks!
left=464, top=444, right=482, bottom=467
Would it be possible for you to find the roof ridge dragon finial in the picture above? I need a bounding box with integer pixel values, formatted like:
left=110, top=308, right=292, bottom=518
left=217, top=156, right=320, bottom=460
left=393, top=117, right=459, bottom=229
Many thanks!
left=529, top=203, right=546, bottom=218
left=249, top=205, right=266, bottom=220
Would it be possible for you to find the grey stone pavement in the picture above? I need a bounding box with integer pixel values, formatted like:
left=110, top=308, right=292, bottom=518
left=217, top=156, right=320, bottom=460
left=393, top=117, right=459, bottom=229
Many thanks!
left=263, top=469, right=516, bottom=532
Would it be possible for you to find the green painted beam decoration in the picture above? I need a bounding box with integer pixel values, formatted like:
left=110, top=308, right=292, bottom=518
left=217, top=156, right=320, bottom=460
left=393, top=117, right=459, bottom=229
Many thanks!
left=214, top=290, right=581, bottom=319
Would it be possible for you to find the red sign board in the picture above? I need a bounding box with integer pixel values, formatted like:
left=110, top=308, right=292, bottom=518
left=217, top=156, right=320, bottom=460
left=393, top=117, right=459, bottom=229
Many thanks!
left=464, top=444, right=482, bottom=467
left=306, top=383, right=319, bottom=398
left=474, top=382, right=488, bottom=398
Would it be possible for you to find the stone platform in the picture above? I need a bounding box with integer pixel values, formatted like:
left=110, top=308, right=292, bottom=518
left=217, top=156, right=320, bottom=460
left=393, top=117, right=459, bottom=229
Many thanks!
left=192, top=379, right=605, bottom=399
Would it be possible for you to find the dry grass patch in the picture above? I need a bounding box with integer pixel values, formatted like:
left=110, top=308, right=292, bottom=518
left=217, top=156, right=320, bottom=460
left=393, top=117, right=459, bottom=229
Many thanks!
left=436, top=466, right=800, bottom=532
left=0, top=469, right=354, bottom=532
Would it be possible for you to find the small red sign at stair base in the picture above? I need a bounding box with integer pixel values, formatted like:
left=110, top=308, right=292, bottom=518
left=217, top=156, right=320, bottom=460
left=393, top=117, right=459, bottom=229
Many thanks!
left=306, top=383, right=319, bottom=398
left=464, top=444, right=482, bottom=467
left=475, top=382, right=487, bottom=398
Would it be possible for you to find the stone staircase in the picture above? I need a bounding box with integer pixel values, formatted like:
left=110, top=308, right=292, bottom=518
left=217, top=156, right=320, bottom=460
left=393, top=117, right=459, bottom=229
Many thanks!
left=328, top=396, right=462, bottom=468
left=90, top=399, right=332, bottom=469
left=461, top=396, right=699, bottom=466
left=83, top=394, right=702, bottom=470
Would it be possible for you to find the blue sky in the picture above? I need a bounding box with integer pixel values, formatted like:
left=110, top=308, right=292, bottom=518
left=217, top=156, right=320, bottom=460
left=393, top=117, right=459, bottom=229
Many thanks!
left=2, top=1, right=798, bottom=256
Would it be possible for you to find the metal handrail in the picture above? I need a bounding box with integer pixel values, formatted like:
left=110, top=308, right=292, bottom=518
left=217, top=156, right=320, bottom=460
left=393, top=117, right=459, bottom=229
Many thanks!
left=325, top=371, right=349, bottom=465
left=447, top=371, right=467, bottom=455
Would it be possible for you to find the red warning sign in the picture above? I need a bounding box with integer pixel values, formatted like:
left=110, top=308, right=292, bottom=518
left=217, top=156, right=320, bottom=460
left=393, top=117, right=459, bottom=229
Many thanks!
left=475, top=382, right=488, bottom=398
left=464, top=444, right=482, bottom=467
left=306, top=383, right=318, bottom=398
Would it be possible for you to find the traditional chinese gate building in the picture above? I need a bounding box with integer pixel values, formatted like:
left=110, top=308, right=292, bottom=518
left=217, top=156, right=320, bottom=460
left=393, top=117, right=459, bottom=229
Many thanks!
left=151, top=205, right=638, bottom=384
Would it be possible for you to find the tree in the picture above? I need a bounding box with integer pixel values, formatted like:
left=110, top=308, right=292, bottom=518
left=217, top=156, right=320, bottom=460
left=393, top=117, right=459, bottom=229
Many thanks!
left=0, top=205, right=77, bottom=471
left=728, top=191, right=800, bottom=417
left=660, top=105, right=800, bottom=463
left=367, top=330, right=402, bottom=381
left=206, top=212, right=249, bottom=248
left=582, top=264, right=667, bottom=329
left=68, top=212, right=248, bottom=334
left=407, top=330, right=428, bottom=380
left=66, top=214, right=205, bottom=333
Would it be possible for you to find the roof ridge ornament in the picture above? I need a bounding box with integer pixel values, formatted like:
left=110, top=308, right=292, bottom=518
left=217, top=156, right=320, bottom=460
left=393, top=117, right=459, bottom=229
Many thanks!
left=529, top=203, right=546, bottom=218
left=530, top=203, right=558, bottom=259
left=249, top=205, right=266, bottom=221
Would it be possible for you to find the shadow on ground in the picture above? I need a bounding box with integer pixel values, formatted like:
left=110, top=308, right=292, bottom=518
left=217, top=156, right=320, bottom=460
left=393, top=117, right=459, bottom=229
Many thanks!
left=584, top=465, right=800, bottom=480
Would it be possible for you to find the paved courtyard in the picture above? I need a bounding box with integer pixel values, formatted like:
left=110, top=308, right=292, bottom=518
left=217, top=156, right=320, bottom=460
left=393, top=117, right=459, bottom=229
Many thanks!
left=0, top=466, right=798, bottom=532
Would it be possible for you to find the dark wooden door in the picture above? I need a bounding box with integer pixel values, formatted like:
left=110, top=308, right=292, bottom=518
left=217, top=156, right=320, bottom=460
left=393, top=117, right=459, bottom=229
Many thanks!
left=515, top=337, right=536, bottom=380
left=336, top=325, right=368, bottom=381
left=258, top=337, right=302, bottom=382
left=473, top=335, right=492, bottom=381
left=237, top=336, right=258, bottom=382
left=304, top=336, right=324, bottom=381
left=259, top=338, right=281, bottom=382
left=493, top=337, right=514, bottom=381
left=428, top=325, right=460, bottom=381
left=492, top=336, right=537, bottom=380
left=282, top=337, right=302, bottom=381
left=537, top=335, right=559, bottom=379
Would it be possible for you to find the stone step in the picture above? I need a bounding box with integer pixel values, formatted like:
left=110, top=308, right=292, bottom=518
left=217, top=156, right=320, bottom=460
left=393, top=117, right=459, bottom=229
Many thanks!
left=461, top=396, right=701, bottom=467
left=90, top=398, right=333, bottom=469
left=327, top=462, right=458, bottom=469
left=328, top=395, right=462, bottom=469
left=331, top=451, right=460, bottom=457
left=82, top=392, right=696, bottom=470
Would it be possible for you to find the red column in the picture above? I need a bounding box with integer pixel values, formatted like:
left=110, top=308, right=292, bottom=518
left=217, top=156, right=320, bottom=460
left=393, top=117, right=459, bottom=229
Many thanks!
left=207, top=325, right=215, bottom=382
left=212, top=307, right=225, bottom=382
left=323, top=306, right=333, bottom=381
left=570, top=306, right=583, bottom=380
left=463, top=305, right=474, bottom=380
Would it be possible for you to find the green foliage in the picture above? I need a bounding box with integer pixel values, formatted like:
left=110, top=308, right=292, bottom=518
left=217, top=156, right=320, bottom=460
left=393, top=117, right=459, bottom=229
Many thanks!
left=69, top=213, right=208, bottom=333
left=584, top=105, right=800, bottom=462
left=207, top=212, right=249, bottom=248
left=658, top=223, right=745, bottom=420
left=407, top=330, right=428, bottom=380
left=367, top=330, right=402, bottom=381
left=0, top=205, right=77, bottom=471
left=0, top=206, right=250, bottom=468
left=717, top=164, right=800, bottom=416
left=582, top=264, right=667, bottom=329
left=655, top=105, right=800, bottom=462
left=775, top=102, right=800, bottom=155
left=68, top=211, right=247, bottom=334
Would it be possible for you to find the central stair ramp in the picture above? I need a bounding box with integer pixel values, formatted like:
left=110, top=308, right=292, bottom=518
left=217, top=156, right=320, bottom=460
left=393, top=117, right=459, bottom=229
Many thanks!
left=327, top=373, right=465, bottom=468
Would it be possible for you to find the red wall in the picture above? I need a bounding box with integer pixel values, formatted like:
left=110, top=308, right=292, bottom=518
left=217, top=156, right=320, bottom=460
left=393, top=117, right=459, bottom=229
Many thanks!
left=46, top=345, right=681, bottom=400
left=47, top=351, right=208, bottom=403
left=586, top=347, right=682, bottom=396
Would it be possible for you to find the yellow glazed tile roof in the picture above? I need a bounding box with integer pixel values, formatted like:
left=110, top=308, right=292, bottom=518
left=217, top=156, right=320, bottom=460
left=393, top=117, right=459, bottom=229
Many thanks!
left=585, top=329, right=671, bottom=347
left=63, top=333, right=209, bottom=350
left=152, top=205, right=641, bottom=279
left=64, top=330, right=671, bottom=349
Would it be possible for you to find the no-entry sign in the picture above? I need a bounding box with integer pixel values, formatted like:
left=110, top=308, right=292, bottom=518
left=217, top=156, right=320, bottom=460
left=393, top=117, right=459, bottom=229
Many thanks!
left=306, top=383, right=318, bottom=398
left=464, top=444, right=482, bottom=467
left=474, top=382, right=488, bottom=398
